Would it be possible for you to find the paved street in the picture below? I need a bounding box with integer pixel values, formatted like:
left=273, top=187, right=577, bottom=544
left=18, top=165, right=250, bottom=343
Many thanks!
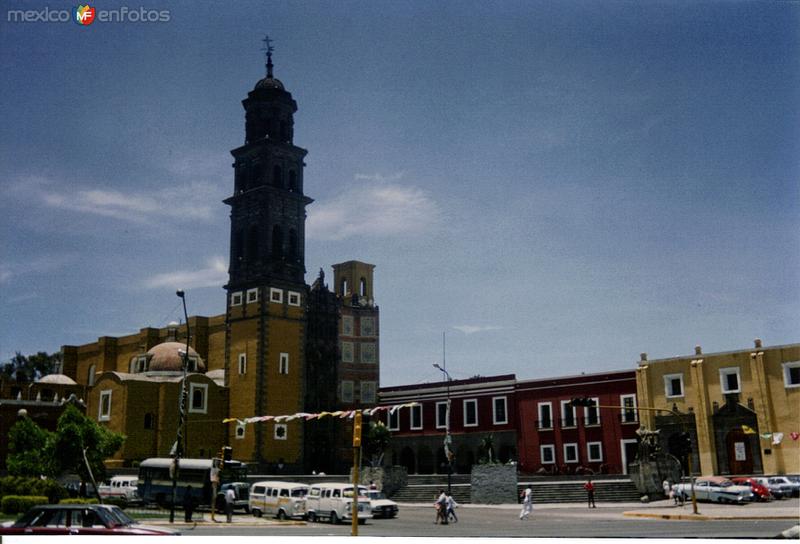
left=153, top=499, right=799, bottom=538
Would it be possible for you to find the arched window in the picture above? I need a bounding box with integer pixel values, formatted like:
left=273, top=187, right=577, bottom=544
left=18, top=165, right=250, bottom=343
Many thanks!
left=272, top=225, right=283, bottom=256
left=87, top=365, right=96, bottom=386
left=288, top=229, right=298, bottom=258
left=360, top=277, right=367, bottom=297
left=273, top=165, right=283, bottom=188
left=248, top=225, right=260, bottom=261
left=341, top=279, right=349, bottom=296
left=288, top=170, right=297, bottom=192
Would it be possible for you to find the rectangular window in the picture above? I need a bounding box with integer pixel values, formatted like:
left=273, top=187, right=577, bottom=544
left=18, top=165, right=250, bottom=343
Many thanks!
left=360, top=381, right=376, bottom=404
left=587, top=441, right=603, bottom=462
left=189, top=383, right=208, bottom=414
left=387, top=409, right=399, bottom=431
left=493, top=396, right=508, bottom=425
left=231, top=292, right=243, bottom=306
left=783, top=361, right=800, bottom=388
left=560, top=400, right=576, bottom=428
left=274, top=423, right=287, bottom=440
left=269, top=288, right=283, bottom=303
left=463, top=399, right=478, bottom=427
left=719, top=367, right=741, bottom=393
left=664, top=373, right=685, bottom=398
left=246, top=288, right=259, bottom=304
left=540, top=444, right=555, bottom=464
left=287, top=291, right=301, bottom=306
left=538, top=402, right=553, bottom=430
left=341, top=380, right=354, bottom=403
left=99, top=390, right=112, bottom=421
left=342, top=316, right=354, bottom=336
left=360, top=343, right=376, bottom=364
left=238, top=353, right=247, bottom=375
left=436, top=401, right=449, bottom=429
left=410, top=404, right=423, bottom=430
left=584, top=397, right=600, bottom=426
left=620, top=394, right=637, bottom=423
left=279, top=353, right=289, bottom=375
left=360, top=317, right=375, bottom=337
left=564, top=443, right=579, bottom=463
left=341, top=342, right=354, bottom=363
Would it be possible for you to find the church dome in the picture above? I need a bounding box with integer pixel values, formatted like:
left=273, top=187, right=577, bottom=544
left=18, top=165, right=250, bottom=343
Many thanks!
left=38, top=374, right=77, bottom=385
left=254, top=77, right=285, bottom=91
left=146, top=342, right=205, bottom=373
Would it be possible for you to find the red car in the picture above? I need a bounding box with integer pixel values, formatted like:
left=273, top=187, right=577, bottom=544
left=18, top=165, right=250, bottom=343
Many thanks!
left=731, top=477, right=773, bottom=501
left=0, top=504, right=179, bottom=535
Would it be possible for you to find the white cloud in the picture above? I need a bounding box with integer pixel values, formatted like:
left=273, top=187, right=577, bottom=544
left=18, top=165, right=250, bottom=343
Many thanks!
left=354, top=171, right=406, bottom=183
left=143, top=257, right=228, bottom=290
left=452, top=325, right=503, bottom=335
left=307, top=180, right=440, bottom=241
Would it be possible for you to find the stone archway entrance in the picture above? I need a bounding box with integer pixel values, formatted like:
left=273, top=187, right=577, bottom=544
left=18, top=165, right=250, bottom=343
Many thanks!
left=712, top=395, right=762, bottom=475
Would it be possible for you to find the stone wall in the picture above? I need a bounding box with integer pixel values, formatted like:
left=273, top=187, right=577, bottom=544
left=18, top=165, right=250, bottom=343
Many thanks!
left=470, top=464, right=517, bottom=504
left=355, top=466, right=408, bottom=498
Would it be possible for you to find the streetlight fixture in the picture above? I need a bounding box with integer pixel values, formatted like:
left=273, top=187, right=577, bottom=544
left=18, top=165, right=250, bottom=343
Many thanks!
left=169, top=289, right=191, bottom=523
left=432, top=361, right=452, bottom=495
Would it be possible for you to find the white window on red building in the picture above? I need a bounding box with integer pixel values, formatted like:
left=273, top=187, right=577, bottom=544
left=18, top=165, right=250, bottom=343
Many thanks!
left=587, top=441, right=603, bottom=462
left=492, top=396, right=508, bottom=425
left=463, top=399, right=478, bottom=427
left=560, top=400, right=576, bottom=428
left=538, top=402, right=553, bottom=430
left=387, top=409, right=400, bottom=431
left=540, top=444, right=556, bottom=464
left=563, top=443, right=579, bottom=463
left=410, top=404, right=423, bottom=430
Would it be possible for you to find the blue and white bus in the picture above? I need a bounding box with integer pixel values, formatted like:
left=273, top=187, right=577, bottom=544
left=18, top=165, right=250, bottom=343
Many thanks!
left=136, top=458, right=247, bottom=508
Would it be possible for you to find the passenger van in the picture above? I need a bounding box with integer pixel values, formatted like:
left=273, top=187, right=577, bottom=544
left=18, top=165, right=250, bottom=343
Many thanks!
left=98, top=476, right=139, bottom=504
left=305, top=483, right=372, bottom=524
left=248, top=481, right=309, bottom=520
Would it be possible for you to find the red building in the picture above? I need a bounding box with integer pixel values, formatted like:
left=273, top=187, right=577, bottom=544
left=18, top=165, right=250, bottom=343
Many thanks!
left=515, top=370, right=639, bottom=475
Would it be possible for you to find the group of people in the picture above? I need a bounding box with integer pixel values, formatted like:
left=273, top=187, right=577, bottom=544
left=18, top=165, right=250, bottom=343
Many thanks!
left=434, top=490, right=459, bottom=524
left=519, top=479, right=598, bottom=519
left=181, top=485, right=237, bottom=523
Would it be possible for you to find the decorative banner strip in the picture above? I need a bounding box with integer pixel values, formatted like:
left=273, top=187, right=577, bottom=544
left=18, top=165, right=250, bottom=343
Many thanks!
left=223, top=402, right=420, bottom=425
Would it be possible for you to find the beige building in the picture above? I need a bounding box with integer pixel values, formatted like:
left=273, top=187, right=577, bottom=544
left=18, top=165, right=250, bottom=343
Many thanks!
left=636, top=340, right=799, bottom=476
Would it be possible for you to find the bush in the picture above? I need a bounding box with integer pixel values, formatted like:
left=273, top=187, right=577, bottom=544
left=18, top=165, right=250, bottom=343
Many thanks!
left=1, top=495, right=49, bottom=515
left=0, top=476, right=67, bottom=504
left=103, top=497, right=128, bottom=508
left=59, top=498, right=99, bottom=505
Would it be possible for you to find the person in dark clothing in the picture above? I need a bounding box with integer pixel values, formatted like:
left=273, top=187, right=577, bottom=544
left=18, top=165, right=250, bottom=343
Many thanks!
left=183, top=485, right=195, bottom=522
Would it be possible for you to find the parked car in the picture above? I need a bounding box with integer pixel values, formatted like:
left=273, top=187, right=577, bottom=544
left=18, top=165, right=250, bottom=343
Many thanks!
left=731, top=478, right=772, bottom=501
left=672, top=477, right=753, bottom=504
left=305, top=483, right=372, bottom=524
left=767, top=476, right=800, bottom=498
left=0, top=504, right=179, bottom=536
left=249, top=481, right=308, bottom=519
left=98, top=476, right=140, bottom=504
left=215, top=482, right=251, bottom=513
left=360, top=487, right=399, bottom=518
left=752, top=477, right=790, bottom=499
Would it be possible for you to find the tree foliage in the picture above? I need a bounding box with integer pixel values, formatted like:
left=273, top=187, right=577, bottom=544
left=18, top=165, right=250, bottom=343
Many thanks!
left=364, top=420, right=391, bottom=467
left=6, top=416, right=55, bottom=477
left=0, top=351, right=61, bottom=383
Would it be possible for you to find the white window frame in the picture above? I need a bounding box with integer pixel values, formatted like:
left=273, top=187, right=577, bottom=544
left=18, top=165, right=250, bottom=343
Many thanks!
left=279, top=353, right=289, bottom=375
left=563, top=442, right=579, bottom=463
left=584, top=397, right=600, bottom=426
left=235, top=422, right=246, bottom=440
left=719, top=367, right=741, bottom=394
left=274, top=423, right=288, bottom=440
left=664, top=373, right=685, bottom=398
left=189, top=382, right=208, bottom=414
left=537, top=402, right=553, bottom=430
left=410, top=404, right=423, bottom=430
left=620, top=394, right=638, bottom=423
left=492, top=396, right=508, bottom=425
left=341, top=380, right=354, bottom=403
left=231, top=291, right=243, bottom=306
left=360, top=317, right=375, bottom=337
left=540, top=444, right=556, bottom=464
left=360, top=343, right=376, bottom=364
left=269, top=287, right=283, bottom=304
left=287, top=291, right=301, bottom=307
left=436, top=401, right=448, bottom=429
left=342, top=315, right=354, bottom=336
left=98, top=390, right=112, bottom=421
left=341, top=341, right=354, bottom=363
left=783, top=361, right=800, bottom=389
left=360, top=381, right=376, bottom=404
left=463, top=399, right=478, bottom=427
left=238, top=353, right=247, bottom=375
left=387, top=409, right=400, bottom=431
left=246, top=288, right=259, bottom=304
left=587, top=441, right=603, bottom=462
left=560, top=400, right=577, bottom=428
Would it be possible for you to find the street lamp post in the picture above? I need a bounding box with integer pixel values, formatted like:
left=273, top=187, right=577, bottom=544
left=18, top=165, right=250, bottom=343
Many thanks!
left=432, top=361, right=452, bottom=495
left=169, top=290, right=191, bottom=524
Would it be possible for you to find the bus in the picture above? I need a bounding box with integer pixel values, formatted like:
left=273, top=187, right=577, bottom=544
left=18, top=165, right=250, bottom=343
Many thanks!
left=136, top=458, right=247, bottom=508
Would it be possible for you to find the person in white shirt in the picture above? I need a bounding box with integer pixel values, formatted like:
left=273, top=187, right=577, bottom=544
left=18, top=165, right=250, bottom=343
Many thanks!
left=446, top=493, right=458, bottom=523
left=225, top=487, right=236, bottom=523
left=519, top=485, right=533, bottom=520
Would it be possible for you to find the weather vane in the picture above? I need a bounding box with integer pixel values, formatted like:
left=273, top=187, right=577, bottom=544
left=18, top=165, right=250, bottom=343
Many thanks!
left=261, top=35, right=274, bottom=77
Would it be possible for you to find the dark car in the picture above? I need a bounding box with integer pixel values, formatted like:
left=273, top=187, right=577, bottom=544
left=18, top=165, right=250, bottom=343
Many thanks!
left=0, top=504, right=179, bottom=536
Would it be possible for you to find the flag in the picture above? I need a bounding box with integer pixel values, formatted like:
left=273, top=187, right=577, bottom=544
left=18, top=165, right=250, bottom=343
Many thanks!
left=741, top=425, right=756, bottom=435
left=772, top=433, right=784, bottom=445
left=760, top=433, right=772, bottom=440
left=791, top=432, right=799, bottom=441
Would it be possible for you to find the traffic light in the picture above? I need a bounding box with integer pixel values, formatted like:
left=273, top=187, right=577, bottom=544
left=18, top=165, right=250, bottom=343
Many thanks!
left=223, top=446, right=232, bottom=462
left=568, top=397, right=596, bottom=407
left=353, top=411, right=362, bottom=447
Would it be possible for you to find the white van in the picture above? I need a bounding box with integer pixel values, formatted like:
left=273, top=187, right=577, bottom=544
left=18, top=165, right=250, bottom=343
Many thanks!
left=98, top=476, right=139, bottom=504
left=305, top=483, right=372, bottom=524
left=249, top=481, right=309, bottom=520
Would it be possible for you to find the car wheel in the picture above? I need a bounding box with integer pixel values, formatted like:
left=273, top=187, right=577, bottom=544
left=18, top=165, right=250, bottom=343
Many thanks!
left=308, top=512, right=316, bottom=523
left=330, top=511, right=339, bottom=525
left=358, top=518, right=366, bottom=525
left=278, top=510, right=287, bottom=521
left=244, top=506, right=250, bottom=514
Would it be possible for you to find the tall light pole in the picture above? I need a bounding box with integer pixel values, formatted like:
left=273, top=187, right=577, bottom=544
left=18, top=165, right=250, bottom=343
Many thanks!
left=433, top=355, right=452, bottom=495
left=169, top=289, right=191, bottom=523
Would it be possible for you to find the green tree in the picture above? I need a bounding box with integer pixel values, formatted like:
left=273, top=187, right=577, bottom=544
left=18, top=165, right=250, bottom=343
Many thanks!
left=6, top=416, right=56, bottom=477
left=364, top=420, right=391, bottom=467
left=49, top=405, right=125, bottom=484
left=0, top=351, right=61, bottom=382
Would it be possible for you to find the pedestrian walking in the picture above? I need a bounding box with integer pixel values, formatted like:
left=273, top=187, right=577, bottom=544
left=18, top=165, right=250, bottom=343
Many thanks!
left=662, top=479, right=670, bottom=499
left=434, top=490, right=448, bottom=524
left=446, top=493, right=458, bottom=523
left=225, top=486, right=236, bottom=522
left=183, top=485, right=195, bottom=522
left=519, top=485, right=533, bottom=520
left=584, top=478, right=596, bottom=508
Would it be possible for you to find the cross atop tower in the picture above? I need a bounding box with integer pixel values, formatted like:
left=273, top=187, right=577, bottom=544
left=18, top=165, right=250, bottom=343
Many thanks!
left=261, top=35, right=274, bottom=78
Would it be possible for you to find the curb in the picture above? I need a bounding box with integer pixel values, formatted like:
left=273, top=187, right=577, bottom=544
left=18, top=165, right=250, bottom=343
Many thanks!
left=623, top=512, right=799, bottom=521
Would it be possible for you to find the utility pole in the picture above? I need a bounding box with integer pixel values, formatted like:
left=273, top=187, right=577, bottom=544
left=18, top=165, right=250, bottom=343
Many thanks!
left=352, top=410, right=363, bottom=536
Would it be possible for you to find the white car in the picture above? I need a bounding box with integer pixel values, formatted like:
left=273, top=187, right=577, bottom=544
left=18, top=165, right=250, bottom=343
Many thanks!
left=767, top=476, right=800, bottom=498
left=673, top=477, right=754, bottom=504
left=360, top=487, right=399, bottom=518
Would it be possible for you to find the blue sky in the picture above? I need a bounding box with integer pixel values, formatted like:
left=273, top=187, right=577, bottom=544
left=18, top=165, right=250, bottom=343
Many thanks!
left=1, top=1, right=798, bottom=387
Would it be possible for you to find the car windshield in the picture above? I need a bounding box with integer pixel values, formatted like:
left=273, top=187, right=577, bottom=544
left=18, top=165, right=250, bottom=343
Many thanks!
left=369, top=491, right=387, bottom=499
left=104, top=506, right=135, bottom=526
left=291, top=488, right=307, bottom=497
